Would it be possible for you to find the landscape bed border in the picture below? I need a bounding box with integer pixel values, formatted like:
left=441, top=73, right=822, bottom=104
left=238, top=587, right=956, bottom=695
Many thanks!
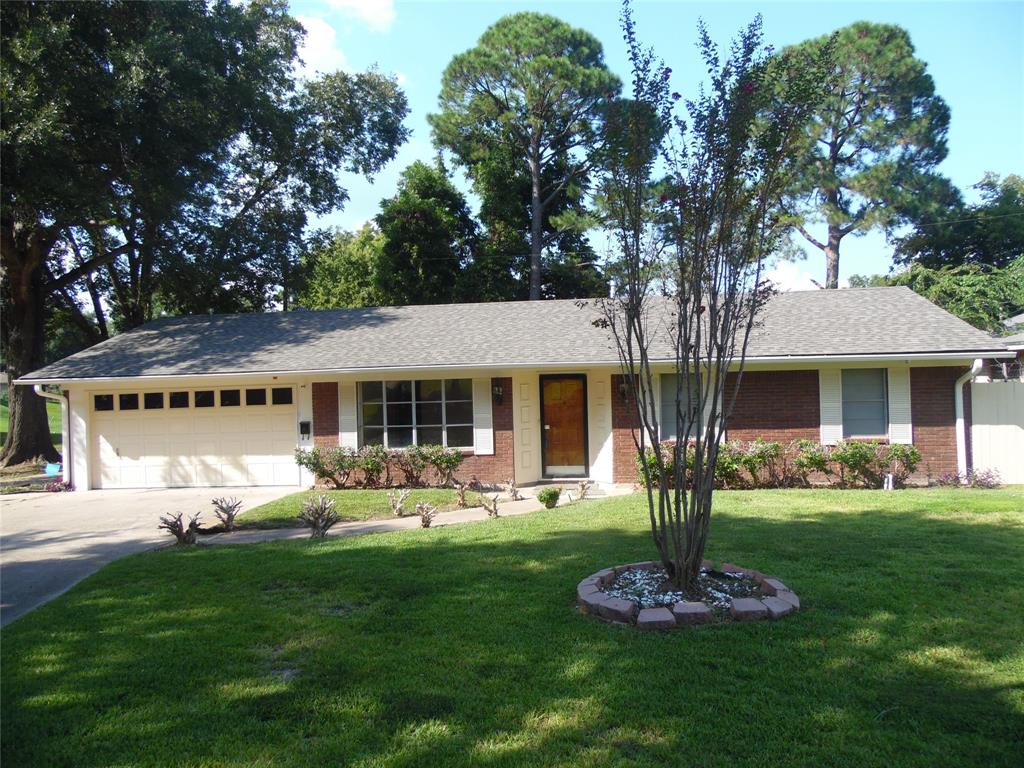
left=577, top=561, right=801, bottom=629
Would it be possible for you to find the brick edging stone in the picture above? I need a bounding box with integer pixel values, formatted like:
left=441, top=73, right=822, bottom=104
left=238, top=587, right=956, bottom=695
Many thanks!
left=577, top=560, right=801, bottom=629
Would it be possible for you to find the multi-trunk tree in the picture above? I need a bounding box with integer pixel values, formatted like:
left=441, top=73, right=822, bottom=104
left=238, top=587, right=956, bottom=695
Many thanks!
left=599, top=2, right=832, bottom=590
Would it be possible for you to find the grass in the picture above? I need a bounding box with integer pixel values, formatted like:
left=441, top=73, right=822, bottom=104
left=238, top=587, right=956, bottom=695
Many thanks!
left=2, top=488, right=1022, bottom=767
left=237, top=488, right=483, bottom=529
left=0, top=398, right=63, bottom=479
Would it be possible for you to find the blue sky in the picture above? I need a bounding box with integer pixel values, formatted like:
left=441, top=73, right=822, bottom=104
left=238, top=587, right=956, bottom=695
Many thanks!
left=289, top=0, right=1023, bottom=289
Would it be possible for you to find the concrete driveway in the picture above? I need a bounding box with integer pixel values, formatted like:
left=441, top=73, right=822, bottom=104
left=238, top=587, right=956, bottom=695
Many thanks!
left=0, top=486, right=294, bottom=626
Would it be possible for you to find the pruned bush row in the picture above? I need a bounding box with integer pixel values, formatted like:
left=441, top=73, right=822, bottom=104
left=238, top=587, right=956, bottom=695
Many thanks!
left=637, top=438, right=924, bottom=490
left=294, top=444, right=466, bottom=489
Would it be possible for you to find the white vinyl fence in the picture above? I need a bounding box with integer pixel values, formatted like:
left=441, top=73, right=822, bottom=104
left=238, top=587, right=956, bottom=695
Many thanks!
left=970, top=380, right=1024, bottom=484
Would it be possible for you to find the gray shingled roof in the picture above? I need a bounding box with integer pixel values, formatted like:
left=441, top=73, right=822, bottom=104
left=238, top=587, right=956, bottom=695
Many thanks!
left=20, top=287, right=1010, bottom=382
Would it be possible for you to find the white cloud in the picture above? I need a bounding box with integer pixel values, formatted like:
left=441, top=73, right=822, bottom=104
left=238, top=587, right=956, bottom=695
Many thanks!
left=327, top=0, right=396, bottom=32
left=765, top=261, right=821, bottom=292
left=295, top=15, right=349, bottom=77
left=394, top=71, right=407, bottom=86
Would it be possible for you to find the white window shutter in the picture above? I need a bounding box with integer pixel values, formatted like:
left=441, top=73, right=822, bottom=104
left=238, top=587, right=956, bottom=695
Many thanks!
left=472, top=378, right=494, bottom=455
left=339, top=382, right=358, bottom=449
left=819, top=369, right=843, bottom=445
left=887, top=366, right=913, bottom=444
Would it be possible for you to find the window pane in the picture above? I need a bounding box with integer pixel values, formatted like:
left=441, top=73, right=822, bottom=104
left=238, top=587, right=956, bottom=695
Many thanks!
left=416, top=379, right=443, bottom=401
left=389, top=427, right=413, bottom=448
left=445, top=400, right=473, bottom=425
left=220, top=389, right=241, bottom=407
left=417, top=426, right=443, bottom=446
left=445, top=379, right=472, bottom=401
left=119, top=393, right=139, bottom=411
left=360, top=381, right=383, bottom=403
left=271, top=387, right=293, bottom=405
left=94, top=394, right=114, bottom=411
left=842, top=368, right=887, bottom=438
left=195, top=390, right=215, bottom=408
left=144, top=392, right=164, bottom=410
left=660, top=373, right=700, bottom=441
left=416, top=402, right=443, bottom=425
left=386, top=380, right=412, bottom=402
left=361, top=402, right=384, bottom=427
left=446, top=425, right=473, bottom=448
left=169, top=391, right=190, bottom=409
left=362, top=427, right=385, bottom=446
left=245, top=388, right=267, bottom=406
left=387, top=402, right=413, bottom=425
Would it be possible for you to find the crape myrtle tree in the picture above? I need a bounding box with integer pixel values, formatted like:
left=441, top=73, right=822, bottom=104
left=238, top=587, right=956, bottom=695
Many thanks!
left=0, top=0, right=408, bottom=465
left=779, top=22, right=950, bottom=288
left=596, top=2, right=832, bottom=591
left=430, top=12, right=621, bottom=300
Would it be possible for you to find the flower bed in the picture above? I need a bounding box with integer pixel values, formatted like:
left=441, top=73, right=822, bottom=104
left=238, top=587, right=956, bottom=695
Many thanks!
left=576, top=560, right=800, bottom=629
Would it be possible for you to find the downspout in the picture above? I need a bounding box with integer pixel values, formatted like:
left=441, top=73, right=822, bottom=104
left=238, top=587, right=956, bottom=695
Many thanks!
left=33, top=384, right=71, bottom=486
left=954, top=359, right=982, bottom=479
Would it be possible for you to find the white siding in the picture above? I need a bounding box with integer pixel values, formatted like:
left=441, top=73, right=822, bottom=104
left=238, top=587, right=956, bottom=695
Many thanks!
left=588, top=370, right=614, bottom=483
left=971, top=381, right=1024, bottom=484
left=887, top=366, right=913, bottom=444
left=338, top=381, right=358, bottom=449
left=472, top=378, right=494, bottom=455
left=819, top=369, right=843, bottom=445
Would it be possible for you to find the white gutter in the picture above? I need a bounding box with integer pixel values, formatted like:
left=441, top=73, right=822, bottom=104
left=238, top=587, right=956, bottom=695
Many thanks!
left=14, top=350, right=1014, bottom=386
left=954, top=359, right=983, bottom=478
left=33, top=384, right=70, bottom=485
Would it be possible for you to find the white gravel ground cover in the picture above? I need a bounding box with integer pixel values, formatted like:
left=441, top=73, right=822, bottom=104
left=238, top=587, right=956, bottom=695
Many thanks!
left=604, top=566, right=761, bottom=610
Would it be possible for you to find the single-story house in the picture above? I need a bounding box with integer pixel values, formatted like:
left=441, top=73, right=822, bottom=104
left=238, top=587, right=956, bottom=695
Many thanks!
left=18, top=287, right=1016, bottom=491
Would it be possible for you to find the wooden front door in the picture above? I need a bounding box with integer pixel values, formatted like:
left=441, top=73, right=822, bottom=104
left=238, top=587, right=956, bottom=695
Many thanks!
left=540, top=375, right=588, bottom=476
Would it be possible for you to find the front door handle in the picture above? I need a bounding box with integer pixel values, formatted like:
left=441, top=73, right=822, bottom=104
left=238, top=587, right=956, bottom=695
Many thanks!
left=544, top=424, right=551, bottom=430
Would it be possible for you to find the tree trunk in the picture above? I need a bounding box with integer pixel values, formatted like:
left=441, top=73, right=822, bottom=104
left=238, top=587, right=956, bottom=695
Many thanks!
left=528, top=143, right=543, bottom=301
left=824, top=224, right=841, bottom=289
left=1, top=225, right=61, bottom=466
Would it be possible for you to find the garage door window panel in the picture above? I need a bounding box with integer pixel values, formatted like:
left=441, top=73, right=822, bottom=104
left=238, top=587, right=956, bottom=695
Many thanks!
left=144, top=393, right=164, bottom=410
left=245, top=388, right=267, bottom=406
left=271, top=387, right=293, bottom=405
left=94, top=394, right=114, bottom=411
left=220, top=389, right=241, bottom=407
left=169, top=392, right=190, bottom=409
left=195, top=390, right=215, bottom=408
left=119, top=393, right=139, bottom=411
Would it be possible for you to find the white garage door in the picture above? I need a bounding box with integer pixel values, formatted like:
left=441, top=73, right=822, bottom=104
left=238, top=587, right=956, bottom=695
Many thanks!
left=90, top=385, right=301, bottom=488
left=970, top=380, right=1024, bottom=484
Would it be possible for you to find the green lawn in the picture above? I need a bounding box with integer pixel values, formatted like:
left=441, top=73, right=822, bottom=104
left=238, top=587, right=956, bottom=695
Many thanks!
left=237, top=488, right=483, bottom=529
left=3, top=489, right=1022, bottom=767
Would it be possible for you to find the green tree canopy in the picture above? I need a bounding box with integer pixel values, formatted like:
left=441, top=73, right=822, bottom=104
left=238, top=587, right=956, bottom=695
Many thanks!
left=893, top=173, right=1024, bottom=270
left=373, top=161, right=479, bottom=305
left=779, top=22, right=950, bottom=288
left=430, top=12, right=620, bottom=299
left=298, top=225, right=386, bottom=310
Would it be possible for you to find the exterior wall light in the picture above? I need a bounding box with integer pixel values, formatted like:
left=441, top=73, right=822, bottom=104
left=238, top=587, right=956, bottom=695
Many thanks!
left=492, top=384, right=504, bottom=404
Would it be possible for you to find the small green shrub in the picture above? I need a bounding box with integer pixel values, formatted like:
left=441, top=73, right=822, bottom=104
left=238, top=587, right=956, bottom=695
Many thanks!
left=714, top=442, right=744, bottom=488
left=358, top=444, right=390, bottom=487
left=423, top=444, right=466, bottom=486
left=792, top=439, right=832, bottom=486
left=390, top=445, right=430, bottom=486
left=294, top=446, right=359, bottom=488
left=886, top=443, right=922, bottom=488
left=536, top=487, right=561, bottom=509
left=831, top=441, right=885, bottom=488
left=739, top=439, right=784, bottom=487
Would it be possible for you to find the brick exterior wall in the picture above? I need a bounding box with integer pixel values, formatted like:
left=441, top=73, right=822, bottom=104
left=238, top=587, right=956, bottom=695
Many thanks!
left=910, top=366, right=966, bottom=479
left=611, top=374, right=641, bottom=483
left=457, top=377, right=515, bottom=485
left=311, top=382, right=340, bottom=448
left=725, top=370, right=820, bottom=443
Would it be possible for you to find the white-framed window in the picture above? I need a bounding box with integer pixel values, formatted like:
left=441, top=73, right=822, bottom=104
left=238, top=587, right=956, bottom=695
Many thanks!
left=358, top=379, right=474, bottom=448
left=91, top=386, right=293, bottom=412
left=841, top=368, right=888, bottom=438
left=659, top=373, right=701, bottom=442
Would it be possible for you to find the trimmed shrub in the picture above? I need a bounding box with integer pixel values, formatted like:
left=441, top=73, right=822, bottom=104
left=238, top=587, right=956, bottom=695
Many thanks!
left=713, top=442, right=744, bottom=488
left=536, top=487, right=561, bottom=509
left=416, top=502, right=437, bottom=528
left=299, top=495, right=340, bottom=538
left=792, top=439, right=832, bottom=486
left=159, top=512, right=201, bottom=545
left=357, top=444, right=390, bottom=488
left=211, top=496, right=243, bottom=531
left=390, top=445, right=430, bottom=486
left=422, top=444, right=465, bottom=487
left=831, top=441, right=886, bottom=488
left=294, top=446, right=359, bottom=489
left=886, top=443, right=922, bottom=488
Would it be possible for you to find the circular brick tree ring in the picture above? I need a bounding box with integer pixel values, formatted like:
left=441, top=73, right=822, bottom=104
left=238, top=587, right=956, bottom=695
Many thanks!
left=576, top=560, right=800, bottom=629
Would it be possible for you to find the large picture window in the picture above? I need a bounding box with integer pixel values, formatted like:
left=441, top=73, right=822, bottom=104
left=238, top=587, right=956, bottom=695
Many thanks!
left=842, top=368, right=888, bottom=438
left=358, top=379, right=474, bottom=448
left=659, top=373, right=701, bottom=442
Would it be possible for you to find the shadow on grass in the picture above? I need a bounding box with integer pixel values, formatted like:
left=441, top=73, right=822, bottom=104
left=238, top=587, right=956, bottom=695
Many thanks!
left=2, top=497, right=1022, bottom=767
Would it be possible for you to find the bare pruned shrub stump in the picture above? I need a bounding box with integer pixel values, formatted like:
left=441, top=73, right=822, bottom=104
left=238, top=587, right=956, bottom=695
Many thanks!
left=577, top=561, right=801, bottom=629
